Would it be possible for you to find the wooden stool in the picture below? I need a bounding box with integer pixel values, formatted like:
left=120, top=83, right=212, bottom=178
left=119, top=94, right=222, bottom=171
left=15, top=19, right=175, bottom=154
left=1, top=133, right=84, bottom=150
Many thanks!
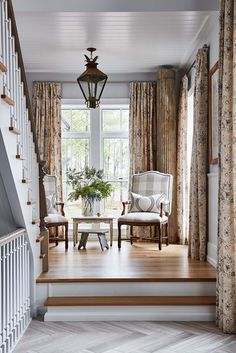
left=78, top=230, right=109, bottom=251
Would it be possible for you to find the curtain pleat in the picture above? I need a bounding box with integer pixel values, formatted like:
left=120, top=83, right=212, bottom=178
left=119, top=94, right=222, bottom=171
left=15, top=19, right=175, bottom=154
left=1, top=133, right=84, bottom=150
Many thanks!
left=176, top=75, right=188, bottom=244
left=32, top=82, right=62, bottom=201
left=189, top=47, right=208, bottom=260
left=129, top=81, right=156, bottom=238
left=217, top=0, right=236, bottom=333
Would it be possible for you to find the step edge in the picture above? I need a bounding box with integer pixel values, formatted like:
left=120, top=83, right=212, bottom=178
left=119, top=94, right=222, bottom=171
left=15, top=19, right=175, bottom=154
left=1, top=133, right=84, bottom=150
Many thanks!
left=45, top=296, right=216, bottom=307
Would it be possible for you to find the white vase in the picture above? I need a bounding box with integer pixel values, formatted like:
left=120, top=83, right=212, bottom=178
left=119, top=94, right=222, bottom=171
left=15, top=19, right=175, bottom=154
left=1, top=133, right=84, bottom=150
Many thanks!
left=82, top=196, right=95, bottom=216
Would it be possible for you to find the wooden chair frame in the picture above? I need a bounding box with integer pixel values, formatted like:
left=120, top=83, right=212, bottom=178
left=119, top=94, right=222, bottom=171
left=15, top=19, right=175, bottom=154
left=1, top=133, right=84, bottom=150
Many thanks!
left=44, top=175, right=69, bottom=250
left=118, top=202, right=169, bottom=250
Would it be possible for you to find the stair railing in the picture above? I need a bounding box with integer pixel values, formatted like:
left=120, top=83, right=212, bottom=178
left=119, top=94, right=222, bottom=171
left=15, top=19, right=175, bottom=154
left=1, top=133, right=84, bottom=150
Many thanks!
left=0, top=0, right=48, bottom=272
left=0, top=228, right=30, bottom=353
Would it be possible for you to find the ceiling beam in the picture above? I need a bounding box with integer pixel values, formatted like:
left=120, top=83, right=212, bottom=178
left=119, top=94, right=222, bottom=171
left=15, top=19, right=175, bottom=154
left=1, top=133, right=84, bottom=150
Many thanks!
left=12, top=0, right=219, bottom=12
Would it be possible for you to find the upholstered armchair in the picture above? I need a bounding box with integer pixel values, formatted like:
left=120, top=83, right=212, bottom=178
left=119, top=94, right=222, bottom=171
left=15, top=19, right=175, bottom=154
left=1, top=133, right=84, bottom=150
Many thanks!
left=44, top=175, right=68, bottom=250
left=118, top=171, right=173, bottom=250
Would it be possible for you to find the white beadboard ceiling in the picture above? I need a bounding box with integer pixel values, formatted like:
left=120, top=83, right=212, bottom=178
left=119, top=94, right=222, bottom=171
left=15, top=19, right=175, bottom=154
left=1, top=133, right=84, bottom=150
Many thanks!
left=13, top=0, right=218, bottom=74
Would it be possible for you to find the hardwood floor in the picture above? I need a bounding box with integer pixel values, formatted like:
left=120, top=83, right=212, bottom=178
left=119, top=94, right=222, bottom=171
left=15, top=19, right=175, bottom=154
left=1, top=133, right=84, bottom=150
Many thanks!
left=14, top=320, right=236, bottom=353
left=37, top=242, right=216, bottom=282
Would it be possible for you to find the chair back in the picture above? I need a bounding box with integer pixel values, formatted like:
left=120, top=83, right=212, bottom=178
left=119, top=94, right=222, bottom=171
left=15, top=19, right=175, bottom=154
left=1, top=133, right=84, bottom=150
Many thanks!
left=131, top=171, right=173, bottom=214
left=43, top=175, right=58, bottom=215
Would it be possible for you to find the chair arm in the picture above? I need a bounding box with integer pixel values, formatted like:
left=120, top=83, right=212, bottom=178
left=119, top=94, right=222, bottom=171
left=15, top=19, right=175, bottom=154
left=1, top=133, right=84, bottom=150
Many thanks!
left=121, top=201, right=131, bottom=215
left=160, top=199, right=170, bottom=217
left=56, top=201, right=65, bottom=216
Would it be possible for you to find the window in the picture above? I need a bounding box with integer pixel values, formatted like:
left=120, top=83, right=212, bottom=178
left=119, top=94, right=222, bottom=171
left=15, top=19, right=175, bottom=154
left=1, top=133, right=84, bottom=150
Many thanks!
left=102, top=109, right=129, bottom=217
left=62, top=108, right=90, bottom=220
left=61, top=105, right=129, bottom=222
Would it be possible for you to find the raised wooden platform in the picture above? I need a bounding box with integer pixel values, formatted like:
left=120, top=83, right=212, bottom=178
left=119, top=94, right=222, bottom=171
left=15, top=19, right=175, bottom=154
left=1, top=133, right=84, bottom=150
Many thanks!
left=37, top=242, right=216, bottom=283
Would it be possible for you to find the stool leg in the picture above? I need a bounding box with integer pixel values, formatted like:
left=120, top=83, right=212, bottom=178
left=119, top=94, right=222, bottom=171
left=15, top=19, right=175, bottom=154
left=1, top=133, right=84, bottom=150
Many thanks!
left=97, top=234, right=103, bottom=251
left=65, top=223, right=68, bottom=250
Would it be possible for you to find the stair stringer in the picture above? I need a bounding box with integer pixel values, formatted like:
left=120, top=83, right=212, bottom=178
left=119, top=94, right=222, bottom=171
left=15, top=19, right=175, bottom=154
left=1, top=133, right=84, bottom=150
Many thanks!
left=0, top=126, right=42, bottom=315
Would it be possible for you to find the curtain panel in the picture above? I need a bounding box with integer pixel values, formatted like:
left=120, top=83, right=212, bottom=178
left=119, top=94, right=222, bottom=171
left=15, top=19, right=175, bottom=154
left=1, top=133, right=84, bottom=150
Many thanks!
left=217, top=0, right=236, bottom=333
left=189, top=47, right=209, bottom=261
left=176, top=75, right=188, bottom=244
left=129, top=81, right=156, bottom=238
left=129, top=82, right=156, bottom=176
left=32, top=82, right=62, bottom=201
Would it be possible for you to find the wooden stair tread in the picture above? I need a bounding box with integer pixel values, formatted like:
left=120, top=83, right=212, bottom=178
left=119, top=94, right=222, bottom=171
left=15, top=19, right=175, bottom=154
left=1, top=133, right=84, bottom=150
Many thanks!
left=16, top=154, right=26, bottom=160
left=27, top=201, right=36, bottom=205
left=32, top=219, right=40, bottom=225
left=0, top=62, right=7, bottom=72
left=45, top=296, right=216, bottom=307
left=37, top=277, right=216, bottom=284
left=9, top=126, right=20, bottom=135
left=22, top=178, right=32, bottom=184
left=36, top=235, right=44, bottom=242
left=1, top=94, right=15, bottom=106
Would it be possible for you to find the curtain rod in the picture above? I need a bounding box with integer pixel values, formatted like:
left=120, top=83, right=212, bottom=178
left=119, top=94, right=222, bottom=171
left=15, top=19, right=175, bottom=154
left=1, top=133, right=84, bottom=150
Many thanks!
left=184, top=44, right=209, bottom=76
left=185, top=60, right=196, bottom=76
left=33, top=80, right=156, bottom=84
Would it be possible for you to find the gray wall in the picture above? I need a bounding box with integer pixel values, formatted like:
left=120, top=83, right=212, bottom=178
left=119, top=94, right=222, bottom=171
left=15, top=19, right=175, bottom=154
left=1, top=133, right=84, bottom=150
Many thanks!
left=0, top=173, right=17, bottom=237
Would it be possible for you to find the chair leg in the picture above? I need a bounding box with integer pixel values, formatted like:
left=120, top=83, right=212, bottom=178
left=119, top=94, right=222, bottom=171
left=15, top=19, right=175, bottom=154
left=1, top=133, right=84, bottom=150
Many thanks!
left=55, top=226, right=58, bottom=246
left=65, top=223, right=68, bottom=250
left=166, top=223, right=169, bottom=246
left=118, top=223, right=122, bottom=249
left=159, top=224, right=162, bottom=251
left=130, top=226, right=133, bottom=245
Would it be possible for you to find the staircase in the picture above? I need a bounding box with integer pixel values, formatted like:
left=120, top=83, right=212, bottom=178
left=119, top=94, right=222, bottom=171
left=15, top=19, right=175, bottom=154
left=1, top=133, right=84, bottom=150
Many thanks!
left=0, top=0, right=48, bottom=351
left=39, top=279, right=216, bottom=321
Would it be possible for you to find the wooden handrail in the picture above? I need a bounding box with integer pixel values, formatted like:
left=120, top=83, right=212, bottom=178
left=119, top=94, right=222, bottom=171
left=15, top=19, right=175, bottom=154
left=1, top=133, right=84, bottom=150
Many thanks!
left=7, top=0, right=40, bottom=163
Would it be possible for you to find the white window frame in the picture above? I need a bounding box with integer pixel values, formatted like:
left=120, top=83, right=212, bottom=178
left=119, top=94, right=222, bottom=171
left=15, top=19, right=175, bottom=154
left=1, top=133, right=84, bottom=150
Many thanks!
left=61, top=99, right=129, bottom=215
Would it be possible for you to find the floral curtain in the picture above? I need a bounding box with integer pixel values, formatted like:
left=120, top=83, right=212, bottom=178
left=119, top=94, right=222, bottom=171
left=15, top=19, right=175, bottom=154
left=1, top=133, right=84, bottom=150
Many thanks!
left=129, top=82, right=156, bottom=176
left=32, top=82, right=62, bottom=201
left=189, top=47, right=208, bottom=261
left=129, top=81, right=156, bottom=238
left=217, top=0, right=236, bottom=333
left=176, top=75, right=188, bottom=244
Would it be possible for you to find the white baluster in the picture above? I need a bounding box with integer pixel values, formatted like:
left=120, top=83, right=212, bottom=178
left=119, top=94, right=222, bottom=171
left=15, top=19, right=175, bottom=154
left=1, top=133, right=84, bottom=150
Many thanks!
left=0, top=246, right=3, bottom=348
left=4, top=1, right=10, bottom=96
left=0, top=0, right=3, bottom=63
left=1, top=0, right=7, bottom=95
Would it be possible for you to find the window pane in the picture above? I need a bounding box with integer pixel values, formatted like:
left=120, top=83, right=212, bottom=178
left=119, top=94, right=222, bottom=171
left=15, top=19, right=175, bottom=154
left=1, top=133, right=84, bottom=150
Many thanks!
left=62, top=138, right=89, bottom=219
left=103, top=138, right=129, bottom=179
left=103, top=109, right=128, bottom=131
left=104, top=181, right=128, bottom=218
left=62, top=182, right=82, bottom=222
left=62, top=109, right=90, bottom=132
left=121, top=110, right=129, bottom=131
left=62, top=138, right=89, bottom=174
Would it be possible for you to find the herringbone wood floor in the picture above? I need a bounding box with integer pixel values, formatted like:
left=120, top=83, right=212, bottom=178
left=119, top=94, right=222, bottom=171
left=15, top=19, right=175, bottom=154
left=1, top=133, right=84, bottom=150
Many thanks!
left=14, top=320, right=236, bottom=353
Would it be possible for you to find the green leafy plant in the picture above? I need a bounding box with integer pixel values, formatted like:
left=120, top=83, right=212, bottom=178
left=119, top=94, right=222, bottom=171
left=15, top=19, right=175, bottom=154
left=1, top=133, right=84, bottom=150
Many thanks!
left=66, top=166, right=112, bottom=201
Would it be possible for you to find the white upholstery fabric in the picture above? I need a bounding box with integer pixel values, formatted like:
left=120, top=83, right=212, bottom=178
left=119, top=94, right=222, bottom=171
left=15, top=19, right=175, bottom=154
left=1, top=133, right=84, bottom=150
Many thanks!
left=44, top=175, right=58, bottom=214
left=130, top=192, right=168, bottom=213
left=132, top=171, right=173, bottom=215
left=118, top=212, right=168, bottom=223
left=45, top=214, right=68, bottom=224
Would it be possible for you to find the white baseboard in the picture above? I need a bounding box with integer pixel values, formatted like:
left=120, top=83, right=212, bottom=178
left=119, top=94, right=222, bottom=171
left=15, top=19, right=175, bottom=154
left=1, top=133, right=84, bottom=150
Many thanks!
left=207, top=255, right=217, bottom=269
left=207, top=242, right=217, bottom=268
left=45, top=305, right=216, bottom=322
